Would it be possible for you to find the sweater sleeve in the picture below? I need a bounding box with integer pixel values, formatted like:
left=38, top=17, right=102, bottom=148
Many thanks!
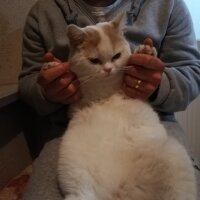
left=150, top=0, right=200, bottom=112
left=19, top=3, right=62, bottom=115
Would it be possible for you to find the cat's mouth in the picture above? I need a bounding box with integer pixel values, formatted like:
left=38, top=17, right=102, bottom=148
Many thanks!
left=76, top=68, right=123, bottom=87
left=103, top=71, right=112, bottom=77
left=101, top=68, right=119, bottom=77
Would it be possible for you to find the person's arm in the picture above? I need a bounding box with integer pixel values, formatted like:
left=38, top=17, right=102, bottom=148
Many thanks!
left=19, top=4, right=80, bottom=115
left=150, top=0, right=200, bottom=112
left=19, top=4, right=60, bottom=115
left=124, top=0, right=200, bottom=112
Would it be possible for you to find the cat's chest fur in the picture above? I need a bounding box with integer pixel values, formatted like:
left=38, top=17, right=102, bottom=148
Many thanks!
left=68, top=93, right=166, bottom=144
left=73, top=73, right=123, bottom=109
left=59, top=92, right=196, bottom=200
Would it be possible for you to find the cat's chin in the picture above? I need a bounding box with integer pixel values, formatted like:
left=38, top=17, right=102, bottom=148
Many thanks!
left=100, top=71, right=112, bottom=77
left=102, top=73, right=110, bottom=78
left=101, top=74, right=114, bottom=79
left=100, top=71, right=121, bottom=78
left=71, top=73, right=122, bottom=112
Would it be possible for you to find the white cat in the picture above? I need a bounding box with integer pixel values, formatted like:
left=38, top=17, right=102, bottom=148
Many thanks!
left=57, top=15, right=197, bottom=200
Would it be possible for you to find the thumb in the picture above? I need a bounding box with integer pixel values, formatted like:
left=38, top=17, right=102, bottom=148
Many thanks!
left=143, top=38, right=154, bottom=47
left=43, top=52, right=61, bottom=63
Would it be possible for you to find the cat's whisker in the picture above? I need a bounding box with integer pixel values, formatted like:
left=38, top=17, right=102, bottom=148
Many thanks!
left=78, top=74, right=95, bottom=81
left=118, top=69, right=131, bottom=72
left=116, top=66, right=133, bottom=72
left=71, top=76, right=93, bottom=87
left=121, top=66, right=132, bottom=69
left=116, top=68, right=132, bottom=72
left=76, top=71, right=99, bottom=87
left=79, top=77, right=95, bottom=86
left=79, top=71, right=99, bottom=80
left=116, top=66, right=132, bottom=70
left=71, top=72, right=98, bottom=85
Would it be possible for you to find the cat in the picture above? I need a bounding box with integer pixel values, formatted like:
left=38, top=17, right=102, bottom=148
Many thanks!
left=57, top=14, right=197, bottom=200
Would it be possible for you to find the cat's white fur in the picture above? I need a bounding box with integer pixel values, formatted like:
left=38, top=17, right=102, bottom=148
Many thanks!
left=58, top=15, right=197, bottom=200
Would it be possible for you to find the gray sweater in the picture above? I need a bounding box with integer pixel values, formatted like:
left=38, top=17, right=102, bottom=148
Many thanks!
left=19, top=0, right=200, bottom=121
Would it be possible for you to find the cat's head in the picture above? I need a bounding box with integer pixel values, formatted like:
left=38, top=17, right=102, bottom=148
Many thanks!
left=67, top=14, right=131, bottom=79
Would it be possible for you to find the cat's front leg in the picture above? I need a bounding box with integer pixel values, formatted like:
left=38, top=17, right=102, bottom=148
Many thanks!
left=134, top=38, right=157, bottom=57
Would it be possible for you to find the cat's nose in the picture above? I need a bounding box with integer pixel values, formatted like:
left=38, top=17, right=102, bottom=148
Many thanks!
left=103, top=68, right=112, bottom=73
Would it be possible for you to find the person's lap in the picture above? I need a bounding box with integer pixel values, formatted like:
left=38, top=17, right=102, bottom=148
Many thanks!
left=22, top=121, right=192, bottom=200
left=22, top=138, right=62, bottom=200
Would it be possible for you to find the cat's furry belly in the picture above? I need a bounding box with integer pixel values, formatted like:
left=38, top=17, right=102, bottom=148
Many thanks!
left=58, top=94, right=196, bottom=200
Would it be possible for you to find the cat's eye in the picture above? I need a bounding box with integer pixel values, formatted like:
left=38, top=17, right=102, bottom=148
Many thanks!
left=88, top=58, right=102, bottom=65
left=112, top=53, right=121, bottom=62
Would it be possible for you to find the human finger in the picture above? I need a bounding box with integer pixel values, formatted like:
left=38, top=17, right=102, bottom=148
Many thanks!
left=125, top=66, right=162, bottom=85
left=58, top=79, right=80, bottom=99
left=122, top=82, right=147, bottom=100
left=43, top=72, right=76, bottom=96
left=124, top=75, right=156, bottom=95
left=38, top=63, right=70, bottom=86
left=128, top=54, right=164, bottom=71
left=62, top=90, right=82, bottom=105
left=43, top=52, right=61, bottom=63
left=143, top=38, right=153, bottom=47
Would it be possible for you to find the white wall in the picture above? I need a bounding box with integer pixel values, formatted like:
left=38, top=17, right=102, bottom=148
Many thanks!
left=178, top=0, right=200, bottom=167
left=176, top=97, right=200, bottom=167
left=184, top=0, right=200, bottom=40
left=0, top=0, right=37, bottom=86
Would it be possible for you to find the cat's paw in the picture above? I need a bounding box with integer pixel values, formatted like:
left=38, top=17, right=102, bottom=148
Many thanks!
left=43, top=61, right=60, bottom=70
left=134, top=38, right=157, bottom=57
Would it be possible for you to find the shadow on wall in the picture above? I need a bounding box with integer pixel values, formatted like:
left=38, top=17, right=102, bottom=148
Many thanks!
left=0, top=13, right=23, bottom=86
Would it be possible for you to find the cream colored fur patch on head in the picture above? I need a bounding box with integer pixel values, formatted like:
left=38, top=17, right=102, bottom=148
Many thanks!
left=82, top=27, right=101, bottom=54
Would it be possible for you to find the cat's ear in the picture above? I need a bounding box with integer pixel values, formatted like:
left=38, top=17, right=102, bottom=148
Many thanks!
left=111, top=12, right=125, bottom=31
left=67, top=24, right=85, bottom=47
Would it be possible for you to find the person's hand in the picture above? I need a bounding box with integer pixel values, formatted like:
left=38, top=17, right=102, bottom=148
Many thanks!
left=122, top=53, right=165, bottom=100
left=37, top=52, right=81, bottom=104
